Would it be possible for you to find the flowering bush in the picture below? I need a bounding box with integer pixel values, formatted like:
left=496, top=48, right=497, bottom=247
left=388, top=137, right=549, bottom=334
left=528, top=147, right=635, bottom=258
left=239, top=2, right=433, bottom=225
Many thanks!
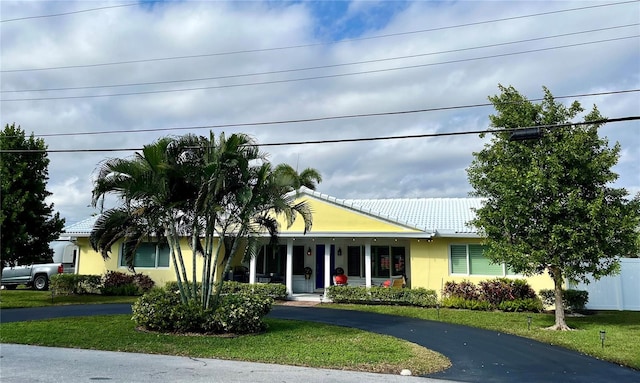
left=441, top=278, right=542, bottom=312
left=50, top=274, right=102, bottom=295
left=101, top=271, right=155, bottom=296
left=326, top=286, right=438, bottom=307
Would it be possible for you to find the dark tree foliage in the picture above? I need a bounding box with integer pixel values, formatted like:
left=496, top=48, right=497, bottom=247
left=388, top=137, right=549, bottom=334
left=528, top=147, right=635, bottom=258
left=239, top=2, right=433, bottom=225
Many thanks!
left=467, top=86, right=640, bottom=330
left=1, top=123, right=65, bottom=267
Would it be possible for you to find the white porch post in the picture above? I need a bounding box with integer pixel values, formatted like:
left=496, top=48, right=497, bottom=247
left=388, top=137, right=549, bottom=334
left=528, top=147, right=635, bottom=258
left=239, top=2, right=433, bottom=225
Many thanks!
left=286, top=239, right=293, bottom=297
left=324, top=243, right=331, bottom=289
left=249, top=256, right=257, bottom=284
left=365, top=240, right=372, bottom=288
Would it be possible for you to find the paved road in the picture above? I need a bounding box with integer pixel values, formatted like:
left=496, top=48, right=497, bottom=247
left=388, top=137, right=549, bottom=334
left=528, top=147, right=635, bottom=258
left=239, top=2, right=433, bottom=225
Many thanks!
left=2, top=304, right=639, bottom=382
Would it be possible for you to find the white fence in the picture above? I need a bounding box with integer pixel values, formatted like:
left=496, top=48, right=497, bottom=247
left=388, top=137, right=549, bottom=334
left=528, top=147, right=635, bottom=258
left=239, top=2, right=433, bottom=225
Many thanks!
left=569, top=258, right=640, bottom=311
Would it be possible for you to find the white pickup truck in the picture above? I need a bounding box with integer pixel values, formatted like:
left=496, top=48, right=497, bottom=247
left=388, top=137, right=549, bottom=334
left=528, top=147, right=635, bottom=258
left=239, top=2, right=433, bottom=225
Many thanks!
left=1, top=241, right=78, bottom=291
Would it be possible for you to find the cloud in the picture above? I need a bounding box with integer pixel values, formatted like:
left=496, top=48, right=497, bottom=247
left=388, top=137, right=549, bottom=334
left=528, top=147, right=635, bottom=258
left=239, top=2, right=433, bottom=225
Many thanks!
left=1, top=0, right=638, bottom=224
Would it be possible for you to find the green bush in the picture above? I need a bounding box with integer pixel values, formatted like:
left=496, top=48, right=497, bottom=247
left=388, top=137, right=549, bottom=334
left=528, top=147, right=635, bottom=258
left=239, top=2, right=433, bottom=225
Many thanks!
left=497, top=298, right=543, bottom=312
left=164, top=281, right=287, bottom=301
left=50, top=274, right=102, bottom=295
left=539, top=289, right=589, bottom=312
left=326, top=286, right=438, bottom=307
left=100, top=271, right=155, bottom=296
left=131, top=287, right=273, bottom=334
left=442, top=280, right=481, bottom=300
left=441, top=296, right=492, bottom=311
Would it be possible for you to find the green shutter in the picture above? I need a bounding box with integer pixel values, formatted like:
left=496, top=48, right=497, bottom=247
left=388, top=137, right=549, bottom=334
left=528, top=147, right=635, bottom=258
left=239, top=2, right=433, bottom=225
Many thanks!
left=469, top=244, right=503, bottom=275
left=157, top=244, right=170, bottom=267
left=134, top=243, right=157, bottom=268
left=450, top=245, right=468, bottom=274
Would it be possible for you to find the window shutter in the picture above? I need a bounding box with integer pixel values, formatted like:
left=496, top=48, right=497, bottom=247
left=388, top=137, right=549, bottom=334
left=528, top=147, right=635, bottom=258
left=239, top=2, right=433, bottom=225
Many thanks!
left=450, top=245, right=468, bottom=274
left=468, top=244, right=502, bottom=275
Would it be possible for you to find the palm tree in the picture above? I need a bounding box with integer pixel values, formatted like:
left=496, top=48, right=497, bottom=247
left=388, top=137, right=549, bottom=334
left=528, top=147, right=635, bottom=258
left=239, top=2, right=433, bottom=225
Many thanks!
left=90, top=137, right=195, bottom=303
left=273, top=164, right=323, bottom=191
left=90, top=132, right=315, bottom=311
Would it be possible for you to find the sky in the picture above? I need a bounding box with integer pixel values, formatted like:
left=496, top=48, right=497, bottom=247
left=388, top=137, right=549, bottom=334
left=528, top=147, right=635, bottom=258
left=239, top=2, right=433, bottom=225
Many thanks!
left=1, top=0, right=639, bottom=225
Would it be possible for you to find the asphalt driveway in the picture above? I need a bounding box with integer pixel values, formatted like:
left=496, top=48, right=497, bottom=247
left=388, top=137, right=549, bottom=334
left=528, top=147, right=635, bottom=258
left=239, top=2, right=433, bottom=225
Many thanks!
left=1, top=303, right=639, bottom=382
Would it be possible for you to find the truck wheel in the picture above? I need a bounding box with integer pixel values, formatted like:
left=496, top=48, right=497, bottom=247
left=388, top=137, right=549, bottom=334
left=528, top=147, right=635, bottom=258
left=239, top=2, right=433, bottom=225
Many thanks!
left=33, top=275, right=49, bottom=291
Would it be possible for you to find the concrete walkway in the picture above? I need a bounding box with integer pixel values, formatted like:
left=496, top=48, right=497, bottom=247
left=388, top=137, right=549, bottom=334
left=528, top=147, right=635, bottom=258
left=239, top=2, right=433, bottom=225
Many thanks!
left=1, top=303, right=639, bottom=382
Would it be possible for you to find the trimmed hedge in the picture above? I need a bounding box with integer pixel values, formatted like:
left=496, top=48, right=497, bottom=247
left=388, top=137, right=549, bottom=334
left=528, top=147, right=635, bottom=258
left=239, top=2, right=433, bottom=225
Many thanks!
left=50, top=274, right=102, bottom=295
left=539, top=289, right=589, bottom=312
left=326, top=286, right=438, bottom=307
left=50, top=272, right=155, bottom=296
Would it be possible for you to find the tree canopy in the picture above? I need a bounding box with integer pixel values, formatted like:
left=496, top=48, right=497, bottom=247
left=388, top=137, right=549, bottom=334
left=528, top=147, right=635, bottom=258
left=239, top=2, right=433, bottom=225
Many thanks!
left=0, top=123, right=65, bottom=267
left=90, top=132, right=318, bottom=309
left=467, top=85, right=640, bottom=330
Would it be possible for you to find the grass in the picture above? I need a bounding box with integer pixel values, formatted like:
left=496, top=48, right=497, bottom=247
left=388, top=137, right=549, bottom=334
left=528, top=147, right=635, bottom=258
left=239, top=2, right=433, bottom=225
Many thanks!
left=322, top=303, right=640, bottom=370
left=3, top=290, right=638, bottom=372
left=0, top=314, right=450, bottom=375
left=0, top=289, right=138, bottom=309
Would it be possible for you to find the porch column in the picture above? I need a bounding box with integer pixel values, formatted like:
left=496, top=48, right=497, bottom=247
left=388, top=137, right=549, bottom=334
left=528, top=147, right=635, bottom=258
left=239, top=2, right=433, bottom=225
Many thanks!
left=286, top=239, right=293, bottom=297
left=249, top=256, right=256, bottom=284
left=324, top=242, right=331, bottom=289
left=365, top=240, right=372, bottom=288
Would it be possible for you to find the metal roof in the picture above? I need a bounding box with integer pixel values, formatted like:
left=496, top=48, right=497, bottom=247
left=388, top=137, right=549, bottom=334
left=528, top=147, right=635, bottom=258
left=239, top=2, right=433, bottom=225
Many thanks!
left=299, top=187, right=483, bottom=236
left=63, top=189, right=484, bottom=238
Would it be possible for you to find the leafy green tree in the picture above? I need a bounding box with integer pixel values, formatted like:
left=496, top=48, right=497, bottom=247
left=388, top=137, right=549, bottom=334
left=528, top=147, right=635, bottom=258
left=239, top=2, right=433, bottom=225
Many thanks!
left=467, top=85, right=640, bottom=330
left=0, top=123, right=65, bottom=268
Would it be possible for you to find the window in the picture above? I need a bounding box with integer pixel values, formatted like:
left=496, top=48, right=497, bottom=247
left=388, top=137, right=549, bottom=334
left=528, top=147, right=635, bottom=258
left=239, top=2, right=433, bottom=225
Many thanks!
left=347, top=246, right=362, bottom=277
left=292, top=246, right=305, bottom=275
left=256, top=245, right=286, bottom=275
left=120, top=242, right=170, bottom=268
left=372, top=246, right=406, bottom=278
left=449, top=244, right=505, bottom=276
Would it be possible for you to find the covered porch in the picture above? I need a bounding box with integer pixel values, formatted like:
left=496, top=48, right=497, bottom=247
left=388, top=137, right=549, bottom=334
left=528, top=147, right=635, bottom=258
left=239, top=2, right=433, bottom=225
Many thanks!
left=245, top=236, right=414, bottom=297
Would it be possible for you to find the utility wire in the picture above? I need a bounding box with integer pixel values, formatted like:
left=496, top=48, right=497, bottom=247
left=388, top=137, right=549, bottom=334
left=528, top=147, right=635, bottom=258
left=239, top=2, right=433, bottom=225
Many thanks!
left=3, top=35, right=637, bottom=102
left=0, top=3, right=138, bottom=23
left=1, top=0, right=636, bottom=72
left=14, top=89, right=639, bottom=139
left=4, top=24, right=635, bottom=94
left=2, top=116, right=637, bottom=154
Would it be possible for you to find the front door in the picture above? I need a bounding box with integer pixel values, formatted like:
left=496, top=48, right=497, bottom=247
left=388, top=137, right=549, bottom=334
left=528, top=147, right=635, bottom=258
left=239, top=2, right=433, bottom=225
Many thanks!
left=315, top=244, right=335, bottom=289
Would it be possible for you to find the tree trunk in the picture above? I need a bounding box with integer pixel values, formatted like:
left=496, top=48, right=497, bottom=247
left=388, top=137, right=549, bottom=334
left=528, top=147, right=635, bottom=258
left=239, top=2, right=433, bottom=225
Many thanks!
left=547, top=266, right=572, bottom=331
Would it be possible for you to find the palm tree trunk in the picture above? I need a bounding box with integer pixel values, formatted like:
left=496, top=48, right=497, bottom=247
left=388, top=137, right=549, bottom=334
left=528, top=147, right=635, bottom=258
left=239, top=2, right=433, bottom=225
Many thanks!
left=165, top=226, right=188, bottom=303
left=169, top=223, right=192, bottom=300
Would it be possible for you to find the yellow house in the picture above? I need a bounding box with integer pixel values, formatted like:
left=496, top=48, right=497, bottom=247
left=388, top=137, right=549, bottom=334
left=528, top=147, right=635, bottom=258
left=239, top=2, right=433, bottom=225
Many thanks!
left=63, top=187, right=553, bottom=297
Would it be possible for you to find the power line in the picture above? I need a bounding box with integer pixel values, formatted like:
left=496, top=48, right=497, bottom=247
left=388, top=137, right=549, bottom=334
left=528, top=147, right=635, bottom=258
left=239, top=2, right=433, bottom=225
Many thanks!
left=2, top=0, right=636, bottom=72
left=2, top=116, right=637, bottom=154
left=4, top=24, right=636, bottom=94
left=0, top=3, right=138, bottom=23
left=14, top=89, right=639, bottom=139
left=3, top=35, right=637, bottom=102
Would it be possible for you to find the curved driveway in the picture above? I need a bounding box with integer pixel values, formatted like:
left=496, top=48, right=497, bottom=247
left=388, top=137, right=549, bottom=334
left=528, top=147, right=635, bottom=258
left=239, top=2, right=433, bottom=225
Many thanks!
left=2, top=303, right=639, bottom=382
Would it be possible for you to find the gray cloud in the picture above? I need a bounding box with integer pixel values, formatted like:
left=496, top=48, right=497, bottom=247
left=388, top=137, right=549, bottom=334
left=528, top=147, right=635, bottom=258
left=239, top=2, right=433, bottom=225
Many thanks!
left=1, top=0, right=638, bottom=224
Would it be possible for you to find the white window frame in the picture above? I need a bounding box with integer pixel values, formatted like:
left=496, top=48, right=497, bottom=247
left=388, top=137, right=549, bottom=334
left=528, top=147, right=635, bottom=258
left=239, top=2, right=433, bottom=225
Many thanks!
left=119, top=242, right=170, bottom=269
left=449, top=243, right=513, bottom=277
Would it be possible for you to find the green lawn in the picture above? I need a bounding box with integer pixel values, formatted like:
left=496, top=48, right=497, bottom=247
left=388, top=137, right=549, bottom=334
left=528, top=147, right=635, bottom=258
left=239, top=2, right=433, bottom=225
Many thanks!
left=323, top=304, right=640, bottom=370
left=2, top=289, right=638, bottom=372
left=0, top=289, right=137, bottom=308
left=0, top=314, right=450, bottom=375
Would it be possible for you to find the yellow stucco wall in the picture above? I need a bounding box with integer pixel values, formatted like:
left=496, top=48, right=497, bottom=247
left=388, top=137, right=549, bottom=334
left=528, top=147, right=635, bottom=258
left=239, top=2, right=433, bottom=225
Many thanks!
left=282, top=196, right=421, bottom=233
left=409, top=238, right=554, bottom=295
left=76, top=237, right=231, bottom=287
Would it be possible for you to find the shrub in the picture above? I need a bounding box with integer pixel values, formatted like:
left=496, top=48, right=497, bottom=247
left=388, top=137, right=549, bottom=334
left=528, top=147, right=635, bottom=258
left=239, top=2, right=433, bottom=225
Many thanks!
left=442, top=280, right=480, bottom=300
left=132, top=273, right=155, bottom=293
left=213, top=292, right=273, bottom=334
left=441, top=296, right=492, bottom=311
left=478, top=278, right=538, bottom=305
left=539, top=289, right=589, bottom=312
left=326, top=286, right=438, bottom=307
left=100, top=271, right=155, bottom=296
left=222, top=281, right=288, bottom=300
left=131, top=287, right=273, bottom=334
left=498, top=298, right=543, bottom=312
left=50, top=274, right=102, bottom=295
